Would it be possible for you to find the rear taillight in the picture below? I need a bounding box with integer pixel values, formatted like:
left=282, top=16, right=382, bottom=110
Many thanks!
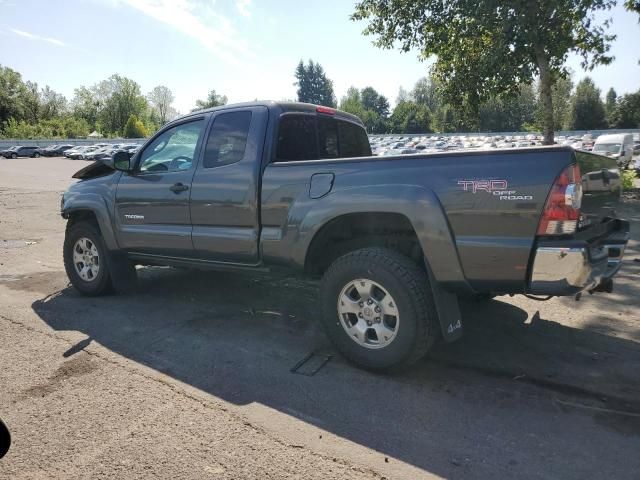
left=537, top=164, right=582, bottom=236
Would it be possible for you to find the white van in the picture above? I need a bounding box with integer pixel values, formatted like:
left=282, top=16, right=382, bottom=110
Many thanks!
left=592, top=133, right=634, bottom=169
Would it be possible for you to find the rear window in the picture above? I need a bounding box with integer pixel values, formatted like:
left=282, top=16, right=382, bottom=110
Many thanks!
left=275, top=114, right=371, bottom=162
left=318, top=116, right=338, bottom=159
left=276, top=115, right=317, bottom=161
left=338, top=120, right=372, bottom=158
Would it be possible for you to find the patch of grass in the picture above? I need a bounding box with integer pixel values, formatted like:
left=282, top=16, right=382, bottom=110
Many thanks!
left=621, top=169, right=637, bottom=191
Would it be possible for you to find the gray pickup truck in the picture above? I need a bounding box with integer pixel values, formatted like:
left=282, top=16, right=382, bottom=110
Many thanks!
left=61, top=101, right=630, bottom=370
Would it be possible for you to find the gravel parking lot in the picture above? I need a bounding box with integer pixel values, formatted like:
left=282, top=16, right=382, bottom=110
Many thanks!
left=0, top=157, right=639, bottom=479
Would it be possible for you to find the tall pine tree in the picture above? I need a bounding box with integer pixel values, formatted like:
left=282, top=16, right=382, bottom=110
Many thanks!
left=294, top=60, right=336, bottom=107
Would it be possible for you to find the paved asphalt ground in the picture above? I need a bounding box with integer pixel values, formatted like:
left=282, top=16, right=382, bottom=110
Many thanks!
left=0, top=157, right=639, bottom=479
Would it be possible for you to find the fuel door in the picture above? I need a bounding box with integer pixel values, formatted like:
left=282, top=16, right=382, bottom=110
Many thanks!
left=309, top=173, right=335, bottom=199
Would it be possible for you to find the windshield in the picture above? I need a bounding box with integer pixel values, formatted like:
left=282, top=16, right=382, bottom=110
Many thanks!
left=593, top=143, right=621, bottom=155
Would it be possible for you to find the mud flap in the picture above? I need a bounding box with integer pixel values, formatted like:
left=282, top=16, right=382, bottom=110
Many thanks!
left=105, top=251, right=137, bottom=294
left=426, top=267, right=464, bottom=342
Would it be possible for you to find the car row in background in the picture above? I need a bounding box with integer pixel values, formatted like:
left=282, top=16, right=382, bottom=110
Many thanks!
left=370, top=132, right=640, bottom=169
left=63, top=143, right=140, bottom=160
left=0, top=143, right=141, bottom=160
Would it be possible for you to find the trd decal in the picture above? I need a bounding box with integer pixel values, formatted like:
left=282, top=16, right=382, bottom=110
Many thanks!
left=457, top=179, right=533, bottom=201
left=458, top=179, right=508, bottom=193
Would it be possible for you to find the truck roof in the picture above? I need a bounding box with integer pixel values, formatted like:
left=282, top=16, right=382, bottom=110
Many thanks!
left=595, top=133, right=633, bottom=142
left=174, top=101, right=365, bottom=127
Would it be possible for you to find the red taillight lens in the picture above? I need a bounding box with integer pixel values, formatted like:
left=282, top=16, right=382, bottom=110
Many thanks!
left=316, top=106, right=336, bottom=115
left=537, top=164, right=582, bottom=236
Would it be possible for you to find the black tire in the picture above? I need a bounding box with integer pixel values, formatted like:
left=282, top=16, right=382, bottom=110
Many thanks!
left=11, top=153, right=16, bottom=159
left=33, top=152, right=40, bottom=158
left=63, top=221, right=113, bottom=296
left=320, top=248, right=438, bottom=371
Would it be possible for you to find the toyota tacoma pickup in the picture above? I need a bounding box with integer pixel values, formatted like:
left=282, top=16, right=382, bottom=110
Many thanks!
left=61, top=101, right=630, bottom=370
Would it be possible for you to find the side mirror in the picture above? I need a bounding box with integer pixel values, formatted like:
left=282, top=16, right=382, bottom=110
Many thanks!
left=112, top=151, right=132, bottom=172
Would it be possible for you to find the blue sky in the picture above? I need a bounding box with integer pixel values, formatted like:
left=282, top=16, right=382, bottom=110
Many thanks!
left=1, top=0, right=639, bottom=114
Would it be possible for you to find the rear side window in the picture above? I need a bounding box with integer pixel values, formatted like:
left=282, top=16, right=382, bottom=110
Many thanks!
left=276, top=115, right=317, bottom=161
left=203, top=111, right=252, bottom=168
left=338, top=120, right=372, bottom=157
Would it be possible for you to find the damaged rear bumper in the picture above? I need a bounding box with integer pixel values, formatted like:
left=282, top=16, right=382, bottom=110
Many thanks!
left=528, top=219, right=630, bottom=296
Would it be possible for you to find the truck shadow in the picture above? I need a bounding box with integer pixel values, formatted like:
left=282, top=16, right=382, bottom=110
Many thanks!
left=30, top=264, right=640, bottom=475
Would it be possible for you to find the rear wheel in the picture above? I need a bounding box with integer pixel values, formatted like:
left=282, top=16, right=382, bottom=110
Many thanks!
left=63, top=222, right=113, bottom=296
left=320, top=248, right=437, bottom=371
left=33, top=152, right=40, bottom=158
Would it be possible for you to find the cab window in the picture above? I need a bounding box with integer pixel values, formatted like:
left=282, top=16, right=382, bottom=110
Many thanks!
left=139, top=119, right=204, bottom=173
left=203, top=111, right=252, bottom=168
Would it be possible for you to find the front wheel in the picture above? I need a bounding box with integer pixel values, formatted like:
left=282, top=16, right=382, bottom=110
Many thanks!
left=320, top=248, right=438, bottom=371
left=10, top=153, right=16, bottom=159
left=63, top=222, right=113, bottom=296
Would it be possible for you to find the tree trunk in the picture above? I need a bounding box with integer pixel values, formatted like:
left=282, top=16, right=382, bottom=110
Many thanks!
left=535, top=46, right=555, bottom=145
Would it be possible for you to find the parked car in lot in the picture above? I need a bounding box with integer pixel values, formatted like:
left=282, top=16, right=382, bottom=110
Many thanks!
left=61, top=101, right=629, bottom=371
left=91, top=146, right=121, bottom=162
left=64, top=146, right=85, bottom=158
left=68, top=146, right=99, bottom=160
left=1, top=146, right=41, bottom=158
left=44, top=144, right=75, bottom=156
left=36, top=144, right=58, bottom=156
left=84, top=146, right=113, bottom=161
left=0, top=146, right=19, bottom=157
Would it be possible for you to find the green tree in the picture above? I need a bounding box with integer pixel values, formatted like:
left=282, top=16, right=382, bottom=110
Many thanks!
left=532, top=75, right=573, bottom=131
left=339, top=86, right=390, bottom=133
left=396, top=86, right=409, bottom=104
left=148, top=85, right=175, bottom=125
left=339, top=87, right=366, bottom=117
left=389, top=101, right=431, bottom=133
left=611, top=91, right=640, bottom=128
left=123, top=114, right=147, bottom=138
left=22, top=81, right=41, bottom=124
left=352, top=0, right=619, bottom=144
left=294, top=60, right=336, bottom=107
left=568, top=77, right=607, bottom=130
left=478, top=84, right=536, bottom=132
left=411, top=76, right=441, bottom=113
left=71, top=85, right=100, bottom=130
left=0, top=65, right=28, bottom=128
left=193, top=89, right=227, bottom=111
left=360, top=86, right=390, bottom=117
left=40, top=85, right=67, bottom=120
left=605, top=87, right=618, bottom=126
left=98, top=75, right=148, bottom=135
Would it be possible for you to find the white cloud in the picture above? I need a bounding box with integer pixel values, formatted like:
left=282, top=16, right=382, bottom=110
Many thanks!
left=236, top=0, right=250, bottom=18
left=9, top=28, right=66, bottom=46
left=120, top=0, right=253, bottom=65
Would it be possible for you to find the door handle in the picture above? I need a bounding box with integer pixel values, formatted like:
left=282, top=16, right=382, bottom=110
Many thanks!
left=170, top=182, right=189, bottom=193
